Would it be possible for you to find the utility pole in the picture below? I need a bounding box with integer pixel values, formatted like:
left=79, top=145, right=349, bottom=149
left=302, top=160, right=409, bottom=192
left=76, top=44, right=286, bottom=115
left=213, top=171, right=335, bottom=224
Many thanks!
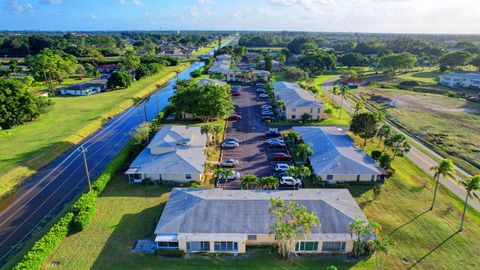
left=79, top=145, right=92, bottom=191
left=143, top=101, right=148, bottom=121
left=156, top=95, right=160, bottom=115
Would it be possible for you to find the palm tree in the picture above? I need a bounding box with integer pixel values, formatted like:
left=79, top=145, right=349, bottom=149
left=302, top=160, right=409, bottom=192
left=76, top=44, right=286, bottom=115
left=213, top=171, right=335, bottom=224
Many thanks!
left=260, top=176, right=279, bottom=190
left=285, top=130, right=300, bottom=146
left=200, top=124, right=213, bottom=146
left=241, top=174, right=259, bottom=190
left=458, top=175, right=480, bottom=231
left=430, top=159, right=456, bottom=210
left=349, top=218, right=372, bottom=257
left=211, top=124, right=224, bottom=145
left=294, top=143, right=313, bottom=162
left=329, top=85, right=340, bottom=100
left=286, top=165, right=311, bottom=181
left=377, top=125, right=392, bottom=149
left=368, top=237, right=394, bottom=270
left=213, top=168, right=233, bottom=187
left=338, top=85, right=352, bottom=119
left=354, top=101, right=365, bottom=115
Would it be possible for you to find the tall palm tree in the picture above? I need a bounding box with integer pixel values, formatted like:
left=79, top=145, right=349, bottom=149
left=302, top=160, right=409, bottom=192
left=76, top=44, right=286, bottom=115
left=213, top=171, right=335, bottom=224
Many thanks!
left=458, top=175, right=480, bottom=231
left=200, top=124, right=213, bottom=146
left=376, top=125, right=392, bottom=149
left=211, top=124, right=224, bottom=145
left=338, top=85, right=352, bottom=119
left=285, top=130, right=300, bottom=146
left=286, top=166, right=311, bottom=181
left=241, top=175, right=259, bottom=190
left=430, top=159, right=456, bottom=210
left=329, top=85, right=340, bottom=100
left=213, top=168, right=233, bottom=188
left=260, top=176, right=279, bottom=190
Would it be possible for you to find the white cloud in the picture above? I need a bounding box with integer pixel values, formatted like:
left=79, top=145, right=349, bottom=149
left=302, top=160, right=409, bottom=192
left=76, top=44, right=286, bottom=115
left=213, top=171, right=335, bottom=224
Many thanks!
left=132, top=0, right=143, bottom=6
left=38, top=0, right=62, bottom=5
left=197, top=0, right=213, bottom=4
left=90, top=14, right=97, bottom=20
left=116, top=0, right=142, bottom=6
left=4, top=0, right=35, bottom=13
left=188, top=6, right=199, bottom=17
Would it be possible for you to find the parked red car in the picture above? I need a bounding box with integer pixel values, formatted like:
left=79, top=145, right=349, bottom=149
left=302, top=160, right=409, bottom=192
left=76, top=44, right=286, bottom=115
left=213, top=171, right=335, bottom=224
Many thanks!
left=272, top=153, right=292, bottom=161
left=228, top=114, right=242, bottom=120
left=231, top=90, right=241, bottom=96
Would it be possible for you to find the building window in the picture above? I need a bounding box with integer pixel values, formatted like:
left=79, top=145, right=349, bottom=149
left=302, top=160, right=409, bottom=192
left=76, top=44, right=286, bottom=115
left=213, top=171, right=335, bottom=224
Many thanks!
left=371, top=175, right=375, bottom=182
left=326, top=175, right=333, bottom=181
left=296, top=241, right=319, bottom=251
left=291, top=108, right=296, bottom=112
left=186, top=174, right=192, bottom=180
left=322, top=241, right=346, bottom=252
left=310, top=108, right=313, bottom=113
left=356, top=175, right=360, bottom=181
left=291, top=115, right=296, bottom=119
left=247, top=235, right=257, bottom=241
left=186, top=241, right=210, bottom=252
left=158, top=241, right=179, bottom=250
left=131, top=174, right=142, bottom=180
left=214, top=241, right=238, bottom=252
left=318, top=108, right=321, bottom=113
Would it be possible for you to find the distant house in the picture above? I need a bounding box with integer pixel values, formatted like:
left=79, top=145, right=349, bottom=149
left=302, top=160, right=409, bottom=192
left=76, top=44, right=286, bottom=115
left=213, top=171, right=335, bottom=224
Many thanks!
left=273, top=81, right=323, bottom=120
left=258, top=59, right=282, bottom=72
left=125, top=125, right=207, bottom=183
left=293, top=126, right=386, bottom=184
left=154, top=188, right=371, bottom=254
left=438, top=72, right=480, bottom=89
left=208, top=54, right=232, bottom=75
left=59, top=79, right=107, bottom=96
left=226, top=70, right=270, bottom=83
left=34, top=91, right=49, bottom=97
left=196, top=78, right=227, bottom=87
left=97, top=64, right=117, bottom=74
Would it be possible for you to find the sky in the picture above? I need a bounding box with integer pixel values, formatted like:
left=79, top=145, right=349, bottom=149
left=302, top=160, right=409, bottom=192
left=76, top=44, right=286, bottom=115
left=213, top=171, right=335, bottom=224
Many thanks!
left=0, top=0, right=479, bottom=34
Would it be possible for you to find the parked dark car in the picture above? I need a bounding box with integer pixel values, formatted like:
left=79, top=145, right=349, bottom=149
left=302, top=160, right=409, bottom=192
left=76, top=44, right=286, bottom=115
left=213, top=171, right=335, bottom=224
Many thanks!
left=261, top=116, right=277, bottom=122
left=272, top=153, right=292, bottom=161
left=231, top=90, right=241, bottom=96
left=265, top=128, right=281, bottom=137
left=268, top=143, right=287, bottom=149
left=228, top=114, right=242, bottom=120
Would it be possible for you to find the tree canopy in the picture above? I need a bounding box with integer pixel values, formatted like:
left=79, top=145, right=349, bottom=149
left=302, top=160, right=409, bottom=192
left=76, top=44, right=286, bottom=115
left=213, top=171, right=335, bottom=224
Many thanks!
left=0, top=78, right=53, bottom=129
left=169, top=81, right=234, bottom=122
left=350, top=112, right=382, bottom=146
left=439, top=51, right=472, bottom=69
left=107, top=71, right=133, bottom=89
left=379, top=52, right=417, bottom=74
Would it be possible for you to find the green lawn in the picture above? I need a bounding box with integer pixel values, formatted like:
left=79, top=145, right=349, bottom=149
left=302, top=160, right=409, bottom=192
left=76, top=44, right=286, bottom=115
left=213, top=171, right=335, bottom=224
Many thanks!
left=41, top=175, right=368, bottom=270
left=396, top=69, right=441, bottom=84
left=0, top=63, right=189, bottom=198
left=345, top=135, right=480, bottom=270
left=39, top=133, right=480, bottom=270
left=31, top=74, right=96, bottom=92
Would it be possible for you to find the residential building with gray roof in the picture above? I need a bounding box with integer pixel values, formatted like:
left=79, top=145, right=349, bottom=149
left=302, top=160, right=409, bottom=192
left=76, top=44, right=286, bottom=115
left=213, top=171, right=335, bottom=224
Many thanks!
left=294, top=126, right=386, bottom=184
left=125, top=125, right=207, bottom=183
left=154, top=188, right=370, bottom=254
left=273, top=81, right=324, bottom=121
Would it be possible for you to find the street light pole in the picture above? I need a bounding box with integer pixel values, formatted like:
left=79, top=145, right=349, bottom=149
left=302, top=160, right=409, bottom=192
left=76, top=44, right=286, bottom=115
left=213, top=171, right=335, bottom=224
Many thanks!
left=79, top=145, right=92, bottom=191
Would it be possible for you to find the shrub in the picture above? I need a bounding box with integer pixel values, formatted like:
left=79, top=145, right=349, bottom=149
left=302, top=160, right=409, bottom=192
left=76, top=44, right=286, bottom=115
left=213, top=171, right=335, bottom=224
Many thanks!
left=371, top=150, right=383, bottom=160
left=155, top=249, right=185, bottom=257
left=141, top=178, right=155, bottom=186
left=399, top=80, right=420, bottom=87
left=71, top=192, right=96, bottom=231
left=13, top=212, right=74, bottom=270
left=385, top=168, right=396, bottom=178
left=324, top=104, right=333, bottom=114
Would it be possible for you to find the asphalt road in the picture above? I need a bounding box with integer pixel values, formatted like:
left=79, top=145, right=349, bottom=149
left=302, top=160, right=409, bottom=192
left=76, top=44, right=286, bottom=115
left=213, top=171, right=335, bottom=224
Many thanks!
left=322, top=78, right=480, bottom=212
left=0, top=62, right=206, bottom=265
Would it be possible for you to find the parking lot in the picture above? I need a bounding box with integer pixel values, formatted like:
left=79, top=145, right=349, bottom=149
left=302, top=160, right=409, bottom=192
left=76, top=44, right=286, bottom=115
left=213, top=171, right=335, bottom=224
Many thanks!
left=220, top=85, right=291, bottom=189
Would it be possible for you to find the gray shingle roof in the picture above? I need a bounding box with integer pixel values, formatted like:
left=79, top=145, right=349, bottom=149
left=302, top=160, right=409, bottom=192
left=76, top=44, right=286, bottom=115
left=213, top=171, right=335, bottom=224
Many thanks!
left=440, top=72, right=480, bottom=80
left=155, top=188, right=368, bottom=235
left=294, top=126, right=385, bottom=176
left=62, top=79, right=107, bottom=91
left=127, top=125, right=207, bottom=175
left=273, top=81, right=323, bottom=108
left=196, top=78, right=226, bottom=87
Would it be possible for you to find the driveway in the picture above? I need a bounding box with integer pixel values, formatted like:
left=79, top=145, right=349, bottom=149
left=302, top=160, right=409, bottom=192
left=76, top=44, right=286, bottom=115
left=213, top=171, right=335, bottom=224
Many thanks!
left=221, top=85, right=274, bottom=189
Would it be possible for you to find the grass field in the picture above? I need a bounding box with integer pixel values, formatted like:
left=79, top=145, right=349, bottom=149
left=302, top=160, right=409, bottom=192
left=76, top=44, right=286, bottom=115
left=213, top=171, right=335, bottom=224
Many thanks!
left=0, top=63, right=189, bottom=198
left=41, top=175, right=367, bottom=270
left=39, top=132, right=480, bottom=270
left=357, top=83, right=480, bottom=175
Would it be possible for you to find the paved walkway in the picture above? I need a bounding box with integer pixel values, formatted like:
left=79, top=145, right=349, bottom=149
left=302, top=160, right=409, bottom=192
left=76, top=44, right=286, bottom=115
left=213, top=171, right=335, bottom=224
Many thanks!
left=322, top=78, right=480, bottom=212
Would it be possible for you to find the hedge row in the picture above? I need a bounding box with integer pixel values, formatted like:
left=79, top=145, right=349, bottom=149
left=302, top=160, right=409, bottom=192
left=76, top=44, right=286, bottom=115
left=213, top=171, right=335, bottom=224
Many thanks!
left=13, top=212, right=74, bottom=270
left=13, top=143, right=134, bottom=270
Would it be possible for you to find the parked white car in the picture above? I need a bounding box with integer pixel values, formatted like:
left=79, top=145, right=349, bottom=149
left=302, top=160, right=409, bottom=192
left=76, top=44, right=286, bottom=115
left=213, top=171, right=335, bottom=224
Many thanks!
left=279, top=176, right=302, bottom=187
left=222, top=141, right=239, bottom=148
left=220, top=159, right=240, bottom=167
left=261, top=111, right=274, bottom=116
left=274, top=163, right=292, bottom=172
left=261, top=104, right=273, bottom=110
left=218, top=171, right=241, bottom=181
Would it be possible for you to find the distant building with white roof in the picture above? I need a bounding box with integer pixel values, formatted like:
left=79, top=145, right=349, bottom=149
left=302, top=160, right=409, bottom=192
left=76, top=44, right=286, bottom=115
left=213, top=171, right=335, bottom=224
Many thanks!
left=196, top=78, right=227, bottom=87
left=294, top=126, right=386, bottom=183
left=439, top=72, right=480, bottom=89
left=125, top=125, right=207, bottom=183
left=273, top=81, right=324, bottom=120
left=208, top=54, right=232, bottom=75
